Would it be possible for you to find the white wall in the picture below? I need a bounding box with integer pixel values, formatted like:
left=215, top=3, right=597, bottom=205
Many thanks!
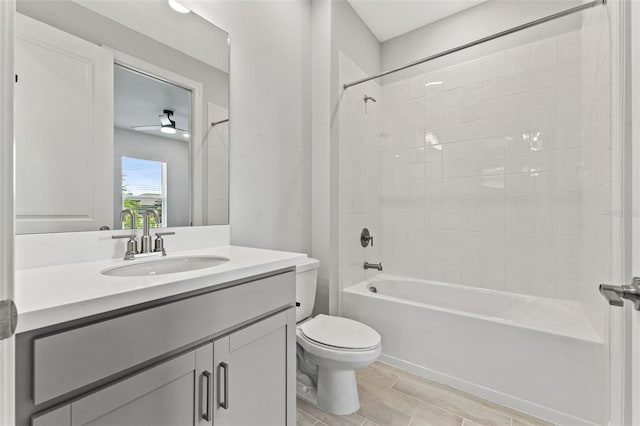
left=185, top=1, right=312, bottom=254
left=74, top=0, right=229, bottom=73
left=311, top=0, right=333, bottom=314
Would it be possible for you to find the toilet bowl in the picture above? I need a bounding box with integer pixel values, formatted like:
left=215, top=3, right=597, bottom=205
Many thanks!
left=295, top=258, right=381, bottom=415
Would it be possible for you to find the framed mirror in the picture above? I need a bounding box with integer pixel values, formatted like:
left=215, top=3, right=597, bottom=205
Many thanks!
left=14, top=0, right=229, bottom=234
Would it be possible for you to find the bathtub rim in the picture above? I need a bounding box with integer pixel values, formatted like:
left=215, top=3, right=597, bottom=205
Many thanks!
left=344, top=273, right=603, bottom=344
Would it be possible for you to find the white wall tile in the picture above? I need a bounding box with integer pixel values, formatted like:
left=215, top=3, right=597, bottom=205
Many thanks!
left=338, top=29, right=600, bottom=307
left=460, top=60, right=483, bottom=86
left=506, top=45, right=530, bottom=75
left=462, top=83, right=483, bottom=105
left=531, top=66, right=558, bottom=90
left=505, top=72, right=530, bottom=95
left=408, top=75, right=425, bottom=99
left=531, top=38, right=557, bottom=70
left=482, top=52, right=506, bottom=81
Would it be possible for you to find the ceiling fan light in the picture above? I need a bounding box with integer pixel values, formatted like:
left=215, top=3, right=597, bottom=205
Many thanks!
left=168, top=0, right=190, bottom=14
left=161, top=126, right=177, bottom=134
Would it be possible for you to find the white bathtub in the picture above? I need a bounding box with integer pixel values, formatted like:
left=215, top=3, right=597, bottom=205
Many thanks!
left=342, top=275, right=605, bottom=426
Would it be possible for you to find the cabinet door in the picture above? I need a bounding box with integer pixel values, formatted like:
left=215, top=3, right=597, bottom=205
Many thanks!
left=64, top=344, right=213, bottom=426
left=15, top=13, right=114, bottom=233
left=213, top=311, right=293, bottom=426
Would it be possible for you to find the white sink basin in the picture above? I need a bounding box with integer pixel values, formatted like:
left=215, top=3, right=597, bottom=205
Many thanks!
left=102, top=255, right=230, bottom=277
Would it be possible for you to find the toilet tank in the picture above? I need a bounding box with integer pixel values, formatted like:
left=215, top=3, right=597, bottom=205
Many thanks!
left=295, top=257, right=319, bottom=322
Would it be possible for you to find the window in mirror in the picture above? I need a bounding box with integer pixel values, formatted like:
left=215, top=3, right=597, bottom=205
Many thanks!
left=121, top=157, right=167, bottom=229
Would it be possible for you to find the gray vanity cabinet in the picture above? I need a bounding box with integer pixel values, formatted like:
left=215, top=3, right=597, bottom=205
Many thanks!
left=19, top=269, right=297, bottom=426
left=212, top=310, right=294, bottom=426
left=33, top=344, right=214, bottom=426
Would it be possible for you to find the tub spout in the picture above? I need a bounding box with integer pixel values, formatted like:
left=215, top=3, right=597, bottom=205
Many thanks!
left=364, top=261, right=383, bottom=271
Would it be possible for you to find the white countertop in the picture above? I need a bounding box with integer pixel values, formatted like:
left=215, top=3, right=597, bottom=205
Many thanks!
left=15, top=245, right=306, bottom=333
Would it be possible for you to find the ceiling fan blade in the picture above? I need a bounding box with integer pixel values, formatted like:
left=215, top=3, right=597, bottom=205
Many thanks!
left=131, top=125, right=160, bottom=131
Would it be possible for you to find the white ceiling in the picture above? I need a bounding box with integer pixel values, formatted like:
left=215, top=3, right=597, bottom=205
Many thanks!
left=347, top=0, right=489, bottom=42
left=114, top=65, right=191, bottom=142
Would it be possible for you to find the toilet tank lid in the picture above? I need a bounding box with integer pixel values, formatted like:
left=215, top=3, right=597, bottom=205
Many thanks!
left=296, top=257, right=320, bottom=272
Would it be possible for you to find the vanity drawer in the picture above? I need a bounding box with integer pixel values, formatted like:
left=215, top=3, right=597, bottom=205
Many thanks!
left=32, top=271, right=294, bottom=405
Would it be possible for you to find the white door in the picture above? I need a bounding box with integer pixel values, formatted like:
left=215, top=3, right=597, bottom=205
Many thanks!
left=0, top=1, right=15, bottom=425
left=14, top=13, right=113, bottom=233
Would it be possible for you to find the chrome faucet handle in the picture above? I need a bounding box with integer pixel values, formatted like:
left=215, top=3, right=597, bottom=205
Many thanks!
left=361, top=228, right=374, bottom=247
left=154, top=232, right=175, bottom=256
left=112, top=234, right=138, bottom=260
left=155, top=231, right=175, bottom=236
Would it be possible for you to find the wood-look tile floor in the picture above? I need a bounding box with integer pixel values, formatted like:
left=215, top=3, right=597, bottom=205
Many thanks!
left=296, top=362, right=555, bottom=426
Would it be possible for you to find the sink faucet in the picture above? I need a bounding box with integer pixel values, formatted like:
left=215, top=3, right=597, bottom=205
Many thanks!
left=141, top=208, right=160, bottom=254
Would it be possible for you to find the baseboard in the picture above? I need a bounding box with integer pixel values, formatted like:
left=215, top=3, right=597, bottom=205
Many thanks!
left=378, top=353, right=600, bottom=426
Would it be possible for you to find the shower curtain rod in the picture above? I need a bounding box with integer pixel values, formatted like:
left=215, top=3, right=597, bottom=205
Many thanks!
left=343, top=0, right=605, bottom=90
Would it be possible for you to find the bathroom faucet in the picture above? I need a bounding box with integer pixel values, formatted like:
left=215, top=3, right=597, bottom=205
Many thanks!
left=364, top=262, right=383, bottom=271
left=112, top=209, right=138, bottom=260
left=141, top=208, right=160, bottom=254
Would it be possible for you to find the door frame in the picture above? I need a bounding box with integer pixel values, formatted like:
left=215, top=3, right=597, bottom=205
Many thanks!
left=611, top=0, right=636, bottom=424
left=0, top=0, right=15, bottom=425
left=629, top=0, right=640, bottom=423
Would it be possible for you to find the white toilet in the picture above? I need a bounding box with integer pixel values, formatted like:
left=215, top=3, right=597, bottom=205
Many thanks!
left=295, top=257, right=381, bottom=415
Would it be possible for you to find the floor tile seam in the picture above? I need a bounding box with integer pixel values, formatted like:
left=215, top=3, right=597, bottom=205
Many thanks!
left=391, top=378, right=514, bottom=425
left=389, top=383, right=470, bottom=424
left=298, top=405, right=324, bottom=425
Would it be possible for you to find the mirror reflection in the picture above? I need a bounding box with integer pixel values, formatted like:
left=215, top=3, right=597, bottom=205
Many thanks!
left=114, top=65, right=191, bottom=229
left=14, top=0, right=229, bottom=234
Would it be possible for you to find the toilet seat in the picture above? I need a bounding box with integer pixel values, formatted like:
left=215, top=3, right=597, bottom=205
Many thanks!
left=299, top=314, right=380, bottom=350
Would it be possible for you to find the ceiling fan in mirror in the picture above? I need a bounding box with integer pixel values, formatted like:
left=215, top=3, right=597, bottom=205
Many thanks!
left=131, top=109, right=188, bottom=137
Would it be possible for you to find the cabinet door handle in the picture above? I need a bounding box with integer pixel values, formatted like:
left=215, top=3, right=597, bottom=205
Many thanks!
left=217, top=362, right=229, bottom=409
left=202, top=370, right=212, bottom=421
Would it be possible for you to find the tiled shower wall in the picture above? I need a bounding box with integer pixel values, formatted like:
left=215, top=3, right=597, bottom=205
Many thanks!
left=338, top=53, right=382, bottom=297
left=339, top=29, right=596, bottom=303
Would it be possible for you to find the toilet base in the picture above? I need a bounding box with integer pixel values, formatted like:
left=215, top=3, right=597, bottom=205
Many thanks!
left=296, top=366, right=360, bottom=416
